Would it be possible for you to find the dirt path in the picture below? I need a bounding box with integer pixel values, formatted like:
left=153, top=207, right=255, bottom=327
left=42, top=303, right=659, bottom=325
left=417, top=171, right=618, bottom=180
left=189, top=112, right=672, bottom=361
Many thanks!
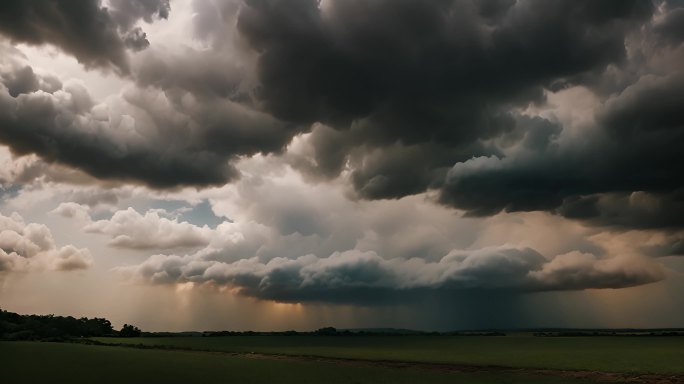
left=85, top=341, right=684, bottom=384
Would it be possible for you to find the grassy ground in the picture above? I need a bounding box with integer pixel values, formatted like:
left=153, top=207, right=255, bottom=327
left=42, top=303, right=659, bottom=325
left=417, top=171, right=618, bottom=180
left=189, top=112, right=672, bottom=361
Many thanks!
left=0, top=341, right=595, bottom=384
left=95, top=335, right=684, bottom=375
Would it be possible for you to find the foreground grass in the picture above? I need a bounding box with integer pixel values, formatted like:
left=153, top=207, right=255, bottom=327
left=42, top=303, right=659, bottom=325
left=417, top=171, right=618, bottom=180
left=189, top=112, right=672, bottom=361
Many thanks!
left=96, top=335, right=684, bottom=375
left=0, top=341, right=595, bottom=384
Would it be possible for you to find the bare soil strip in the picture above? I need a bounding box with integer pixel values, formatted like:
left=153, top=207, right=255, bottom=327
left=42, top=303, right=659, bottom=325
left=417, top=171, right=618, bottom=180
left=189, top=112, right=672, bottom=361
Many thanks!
left=86, top=341, right=684, bottom=384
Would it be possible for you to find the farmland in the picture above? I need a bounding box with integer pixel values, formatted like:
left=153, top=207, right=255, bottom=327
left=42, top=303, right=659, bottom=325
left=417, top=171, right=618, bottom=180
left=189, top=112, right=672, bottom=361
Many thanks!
left=1, top=341, right=597, bottom=384
left=2, top=334, right=684, bottom=383
left=97, top=334, right=684, bottom=375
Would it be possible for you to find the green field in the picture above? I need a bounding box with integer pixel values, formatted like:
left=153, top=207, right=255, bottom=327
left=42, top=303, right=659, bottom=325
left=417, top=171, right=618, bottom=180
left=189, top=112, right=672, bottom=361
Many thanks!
left=96, top=335, right=684, bottom=375
left=0, top=341, right=596, bottom=384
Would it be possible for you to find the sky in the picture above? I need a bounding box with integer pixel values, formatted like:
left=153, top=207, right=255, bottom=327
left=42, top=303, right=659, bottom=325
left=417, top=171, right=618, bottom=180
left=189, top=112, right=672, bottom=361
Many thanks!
left=0, top=0, right=683, bottom=332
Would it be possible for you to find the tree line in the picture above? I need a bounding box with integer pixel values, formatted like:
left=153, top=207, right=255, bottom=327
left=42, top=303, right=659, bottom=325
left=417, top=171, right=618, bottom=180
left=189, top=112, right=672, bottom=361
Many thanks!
left=0, top=309, right=141, bottom=341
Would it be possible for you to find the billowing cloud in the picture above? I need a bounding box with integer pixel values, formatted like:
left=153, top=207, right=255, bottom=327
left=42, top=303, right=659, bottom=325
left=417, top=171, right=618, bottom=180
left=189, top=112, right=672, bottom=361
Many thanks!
left=0, top=46, right=62, bottom=98
left=108, top=0, right=170, bottom=30
left=643, top=235, right=684, bottom=257
left=237, top=0, right=660, bottom=199
left=50, top=244, right=93, bottom=271
left=557, top=191, right=684, bottom=229
left=51, top=202, right=91, bottom=220
left=118, top=246, right=663, bottom=304
left=0, top=77, right=236, bottom=187
left=0, top=40, right=300, bottom=188
left=0, top=212, right=92, bottom=272
left=439, top=76, right=684, bottom=224
left=0, top=0, right=170, bottom=73
left=1, top=0, right=681, bottom=231
left=84, top=207, right=215, bottom=250
left=529, top=251, right=664, bottom=290
left=235, top=0, right=682, bottom=231
left=107, top=160, right=665, bottom=304
left=238, top=0, right=649, bottom=131
left=1, top=0, right=683, bottom=321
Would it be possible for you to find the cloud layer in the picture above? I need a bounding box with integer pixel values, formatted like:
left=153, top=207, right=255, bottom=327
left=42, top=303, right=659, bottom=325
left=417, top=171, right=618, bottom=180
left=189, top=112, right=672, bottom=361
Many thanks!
left=0, top=0, right=679, bottom=230
left=1, top=0, right=683, bottom=314
left=118, top=247, right=663, bottom=304
left=96, top=163, right=666, bottom=304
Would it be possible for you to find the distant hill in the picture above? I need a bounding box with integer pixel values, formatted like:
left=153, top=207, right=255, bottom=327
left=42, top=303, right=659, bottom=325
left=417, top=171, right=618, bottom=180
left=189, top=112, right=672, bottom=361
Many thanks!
left=341, top=328, right=426, bottom=334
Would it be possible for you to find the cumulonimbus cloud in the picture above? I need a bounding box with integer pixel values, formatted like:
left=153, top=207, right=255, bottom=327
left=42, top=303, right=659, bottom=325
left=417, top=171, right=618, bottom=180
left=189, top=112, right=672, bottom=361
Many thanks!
left=0, top=0, right=682, bottom=232
left=0, top=0, right=170, bottom=73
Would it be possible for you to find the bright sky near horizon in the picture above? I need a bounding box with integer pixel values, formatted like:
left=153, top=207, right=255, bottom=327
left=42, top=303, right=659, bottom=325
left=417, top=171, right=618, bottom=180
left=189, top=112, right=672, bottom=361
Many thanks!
left=1, top=0, right=683, bottom=331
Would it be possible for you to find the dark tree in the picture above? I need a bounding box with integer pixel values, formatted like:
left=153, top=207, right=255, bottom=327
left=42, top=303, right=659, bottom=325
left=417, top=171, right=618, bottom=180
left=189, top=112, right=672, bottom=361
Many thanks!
left=315, top=327, right=338, bottom=335
left=0, top=309, right=116, bottom=340
left=119, top=324, right=142, bottom=337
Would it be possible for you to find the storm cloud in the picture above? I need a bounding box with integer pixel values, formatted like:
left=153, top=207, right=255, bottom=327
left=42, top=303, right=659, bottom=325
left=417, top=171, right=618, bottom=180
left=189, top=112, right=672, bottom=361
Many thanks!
left=102, top=163, right=665, bottom=304
left=0, top=0, right=169, bottom=73
left=1, top=0, right=684, bottom=317
left=237, top=0, right=655, bottom=192
left=119, top=246, right=663, bottom=304
left=440, top=72, right=684, bottom=223
left=0, top=79, right=239, bottom=187
left=238, top=0, right=649, bottom=132
left=1, top=0, right=681, bottom=223
left=231, top=0, right=683, bottom=230
left=0, top=47, right=292, bottom=188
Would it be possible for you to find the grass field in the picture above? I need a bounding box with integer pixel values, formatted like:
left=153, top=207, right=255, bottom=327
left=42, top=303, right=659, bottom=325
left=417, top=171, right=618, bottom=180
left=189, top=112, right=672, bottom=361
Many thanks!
left=95, top=335, right=684, bottom=375
left=0, top=341, right=597, bottom=384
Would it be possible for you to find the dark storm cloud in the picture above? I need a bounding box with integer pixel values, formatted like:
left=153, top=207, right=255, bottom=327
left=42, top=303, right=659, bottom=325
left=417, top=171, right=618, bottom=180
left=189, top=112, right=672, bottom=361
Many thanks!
left=120, top=246, right=663, bottom=304
left=123, top=27, right=151, bottom=52
left=0, top=0, right=169, bottom=73
left=108, top=0, right=170, bottom=30
left=654, top=3, right=684, bottom=46
left=233, top=0, right=681, bottom=230
left=235, top=0, right=665, bottom=204
left=600, top=73, right=684, bottom=137
left=558, top=191, right=684, bottom=230
left=1, top=0, right=681, bottom=233
left=0, top=46, right=63, bottom=98
left=439, top=138, right=684, bottom=222
left=133, top=46, right=247, bottom=100
left=0, top=68, right=239, bottom=187
left=347, top=115, right=561, bottom=200
left=440, top=71, right=684, bottom=224
left=111, top=0, right=171, bottom=52
left=0, top=66, right=40, bottom=97
left=0, top=44, right=296, bottom=188
left=238, top=0, right=649, bottom=133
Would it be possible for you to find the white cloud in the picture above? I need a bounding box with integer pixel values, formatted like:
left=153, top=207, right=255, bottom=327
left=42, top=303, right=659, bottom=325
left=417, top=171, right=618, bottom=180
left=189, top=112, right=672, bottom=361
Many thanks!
left=51, top=202, right=91, bottom=220
left=0, top=212, right=92, bottom=272
left=84, top=207, right=215, bottom=250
